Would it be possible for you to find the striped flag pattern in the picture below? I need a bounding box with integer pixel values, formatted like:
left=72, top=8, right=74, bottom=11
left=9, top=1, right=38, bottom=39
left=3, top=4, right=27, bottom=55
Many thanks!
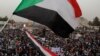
left=13, top=0, right=82, bottom=38
left=26, top=31, right=57, bottom=56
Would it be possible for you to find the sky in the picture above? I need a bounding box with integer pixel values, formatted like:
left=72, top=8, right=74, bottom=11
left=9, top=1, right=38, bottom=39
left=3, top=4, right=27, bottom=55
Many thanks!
left=0, top=0, right=100, bottom=22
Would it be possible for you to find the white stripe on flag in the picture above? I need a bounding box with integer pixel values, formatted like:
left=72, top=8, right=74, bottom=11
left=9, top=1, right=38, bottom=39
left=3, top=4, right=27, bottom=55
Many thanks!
left=36, top=0, right=79, bottom=29
left=55, top=0, right=79, bottom=29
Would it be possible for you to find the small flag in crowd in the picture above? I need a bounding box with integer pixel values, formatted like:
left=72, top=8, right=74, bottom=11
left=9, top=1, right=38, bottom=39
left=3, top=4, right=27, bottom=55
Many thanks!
left=13, top=0, right=82, bottom=38
left=26, top=31, right=57, bottom=56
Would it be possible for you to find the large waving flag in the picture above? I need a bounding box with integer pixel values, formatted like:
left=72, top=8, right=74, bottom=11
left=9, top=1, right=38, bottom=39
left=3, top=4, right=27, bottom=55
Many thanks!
left=13, top=0, right=82, bottom=38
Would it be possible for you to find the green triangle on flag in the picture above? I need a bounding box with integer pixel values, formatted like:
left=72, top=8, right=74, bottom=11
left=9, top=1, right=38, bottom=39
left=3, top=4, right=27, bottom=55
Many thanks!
left=15, top=0, right=43, bottom=12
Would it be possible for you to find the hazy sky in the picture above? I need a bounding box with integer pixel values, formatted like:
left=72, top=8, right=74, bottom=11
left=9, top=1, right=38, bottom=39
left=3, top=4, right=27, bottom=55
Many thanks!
left=0, top=0, right=100, bottom=21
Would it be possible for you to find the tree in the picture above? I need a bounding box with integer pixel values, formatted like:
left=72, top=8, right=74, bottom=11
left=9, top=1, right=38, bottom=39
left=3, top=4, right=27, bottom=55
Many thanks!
left=3, top=16, right=8, bottom=21
left=92, top=17, right=100, bottom=26
left=0, top=16, right=8, bottom=21
left=88, top=21, right=93, bottom=26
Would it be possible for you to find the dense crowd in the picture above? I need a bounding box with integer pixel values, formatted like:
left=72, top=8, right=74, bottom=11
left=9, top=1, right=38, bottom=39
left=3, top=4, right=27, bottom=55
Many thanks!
left=0, top=26, right=100, bottom=56
left=33, top=27, right=100, bottom=56
left=0, top=29, right=42, bottom=56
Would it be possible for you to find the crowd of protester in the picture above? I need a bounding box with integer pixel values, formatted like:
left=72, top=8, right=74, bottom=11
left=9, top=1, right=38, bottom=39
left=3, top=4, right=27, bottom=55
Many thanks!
left=0, top=29, right=43, bottom=56
left=33, top=26, right=100, bottom=56
left=0, top=24, right=100, bottom=56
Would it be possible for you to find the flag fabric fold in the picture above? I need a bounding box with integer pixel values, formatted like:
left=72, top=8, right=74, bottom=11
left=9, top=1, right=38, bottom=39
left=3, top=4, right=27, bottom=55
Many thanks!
left=13, top=0, right=82, bottom=38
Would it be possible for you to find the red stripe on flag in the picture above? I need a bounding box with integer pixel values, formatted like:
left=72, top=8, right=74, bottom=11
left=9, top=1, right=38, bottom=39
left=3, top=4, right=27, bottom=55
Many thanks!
left=68, top=0, right=82, bottom=17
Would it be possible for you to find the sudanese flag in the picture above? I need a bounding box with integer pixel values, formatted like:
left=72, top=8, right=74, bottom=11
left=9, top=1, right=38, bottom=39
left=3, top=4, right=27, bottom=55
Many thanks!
left=13, top=0, right=82, bottom=38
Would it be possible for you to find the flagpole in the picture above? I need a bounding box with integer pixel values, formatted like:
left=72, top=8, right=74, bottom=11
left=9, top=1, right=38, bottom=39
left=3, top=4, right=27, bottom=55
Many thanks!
left=0, top=15, right=13, bottom=32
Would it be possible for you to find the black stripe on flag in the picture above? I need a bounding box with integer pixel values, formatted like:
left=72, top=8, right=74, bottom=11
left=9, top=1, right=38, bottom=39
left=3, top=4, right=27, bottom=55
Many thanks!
left=13, top=6, right=74, bottom=38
